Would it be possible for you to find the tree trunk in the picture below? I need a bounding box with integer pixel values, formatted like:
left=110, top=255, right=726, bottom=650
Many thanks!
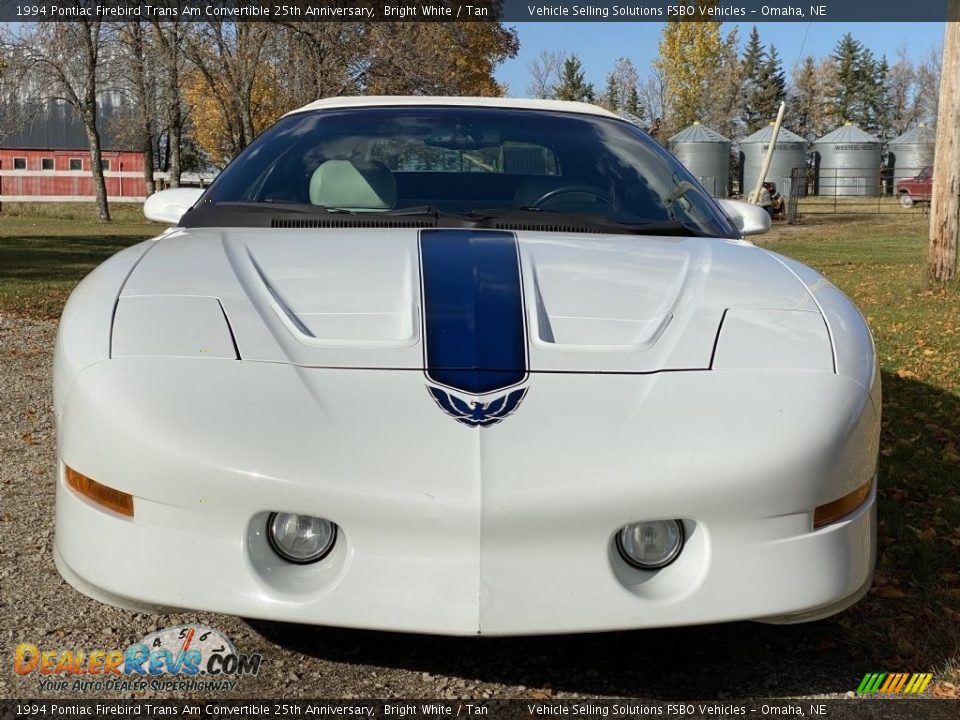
left=168, top=119, right=182, bottom=188
left=142, top=133, right=155, bottom=197
left=84, top=119, right=111, bottom=222
left=153, top=20, right=183, bottom=187
left=929, top=7, right=960, bottom=283
left=79, top=21, right=110, bottom=222
left=127, top=22, right=155, bottom=196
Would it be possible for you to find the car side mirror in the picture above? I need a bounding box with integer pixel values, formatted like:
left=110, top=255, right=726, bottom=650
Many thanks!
left=716, top=199, right=772, bottom=237
left=143, top=188, right=205, bottom=225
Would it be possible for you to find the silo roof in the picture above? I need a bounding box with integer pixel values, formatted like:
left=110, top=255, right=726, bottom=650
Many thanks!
left=740, top=124, right=807, bottom=145
left=670, top=122, right=730, bottom=144
left=815, top=123, right=880, bottom=144
left=888, top=124, right=936, bottom=146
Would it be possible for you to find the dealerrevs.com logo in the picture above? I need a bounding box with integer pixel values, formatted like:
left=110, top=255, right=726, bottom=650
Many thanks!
left=13, top=624, right=262, bottom=693
left=856, top=672, right=934, bottom=695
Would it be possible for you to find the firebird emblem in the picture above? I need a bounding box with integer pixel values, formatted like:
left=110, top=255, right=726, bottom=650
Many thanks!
left=428, top=386, right=528, bottom=428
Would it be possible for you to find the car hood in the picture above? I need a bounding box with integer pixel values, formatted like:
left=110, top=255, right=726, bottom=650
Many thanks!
left=115, top=227, right=821, bottom=375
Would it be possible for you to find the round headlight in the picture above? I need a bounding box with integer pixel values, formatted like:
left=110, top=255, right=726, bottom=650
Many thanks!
left=616, top=520, right=684, bottom=569
left=267, top=512, right=337, bottom=564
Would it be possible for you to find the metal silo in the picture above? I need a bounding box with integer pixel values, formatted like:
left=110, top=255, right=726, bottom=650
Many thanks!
left=888, top=124, right=936, bottom=183
left=814, top=123, right=882, bottom=197
left=739, top=124, right=807, bottom=198
left=669, top=122, right=731, bottom=198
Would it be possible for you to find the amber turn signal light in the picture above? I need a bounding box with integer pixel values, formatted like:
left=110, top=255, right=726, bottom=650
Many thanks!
left=65, top=465, right=134, bottom=517
left=813, top=479, right=872, bottom=529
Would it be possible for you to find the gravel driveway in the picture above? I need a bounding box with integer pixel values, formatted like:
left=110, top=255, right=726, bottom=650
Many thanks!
left=1, top=316, right=870, bottom=701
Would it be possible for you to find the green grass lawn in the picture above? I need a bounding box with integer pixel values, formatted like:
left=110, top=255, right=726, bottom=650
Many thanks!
left=761, top=217, right=960, bottom=686
left=1, top=208, right=958, bottom=688
left=0, top=203, right=161, bottom=319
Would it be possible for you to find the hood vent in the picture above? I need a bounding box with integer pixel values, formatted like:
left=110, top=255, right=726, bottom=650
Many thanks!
left=271, top=217, right=433, bottom=229
left=491, top=221, right=605, bottom=234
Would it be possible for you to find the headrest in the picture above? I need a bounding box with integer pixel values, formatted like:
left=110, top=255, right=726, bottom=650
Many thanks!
left=309, top=160, right=397, bottom=211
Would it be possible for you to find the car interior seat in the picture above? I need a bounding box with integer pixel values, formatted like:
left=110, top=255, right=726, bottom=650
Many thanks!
left=309, top=160, right=397, bottom=211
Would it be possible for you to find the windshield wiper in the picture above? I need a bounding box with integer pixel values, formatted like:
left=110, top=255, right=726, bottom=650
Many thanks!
left=463, top=207, right=707, bottom=237
left=384, top=205, right=439, bottom=216
left=214, top=200, right=358, bottom=214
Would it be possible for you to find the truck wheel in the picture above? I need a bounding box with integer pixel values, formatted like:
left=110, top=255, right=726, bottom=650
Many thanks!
left=899, top=193, right=914, bottom=208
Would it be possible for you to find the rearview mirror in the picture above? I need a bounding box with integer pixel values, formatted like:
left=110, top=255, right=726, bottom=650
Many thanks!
left=143, top=188, right=205, bottom=225
left=716, top=199, right=772, bottom=237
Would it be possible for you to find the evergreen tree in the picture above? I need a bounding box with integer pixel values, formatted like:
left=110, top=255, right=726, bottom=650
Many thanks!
left=601, top=57, right=641, bottom=114
left=740, top=26, right=765, bottom=131
left=625, top=86, right=642, bottom=117
left=603, top=72, right=620, bottom=111
left=830, top=33, right=870, bottom=125
left=750, top=46, right=786, bottom=129
left=866, top=55, right=892, bottom=138
left=554, top=55, right=595, bottom=103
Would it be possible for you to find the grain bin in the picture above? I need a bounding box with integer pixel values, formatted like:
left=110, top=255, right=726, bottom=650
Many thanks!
left=887, top=124, right=936, bottom=183
left=814, top=123, right=882, bottom=197
left=669, top=122, right=731, bottom=198
left=739, top=123, right=807, bottom=198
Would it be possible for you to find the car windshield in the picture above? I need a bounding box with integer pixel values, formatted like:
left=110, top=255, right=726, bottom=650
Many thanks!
left=193, top=106, right=736, bottom=237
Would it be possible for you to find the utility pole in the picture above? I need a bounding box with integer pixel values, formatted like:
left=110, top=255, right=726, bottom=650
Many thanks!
left=929, top=2, right=960, bottom=282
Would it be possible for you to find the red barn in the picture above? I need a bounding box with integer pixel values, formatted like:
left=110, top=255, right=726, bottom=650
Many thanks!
left=0, top=99, right=148, bottom=202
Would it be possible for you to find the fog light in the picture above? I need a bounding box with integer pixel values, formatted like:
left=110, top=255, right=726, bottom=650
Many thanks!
left=616, top=520, right=684, bottom=569
left=267, top=512, right=337, bottom=564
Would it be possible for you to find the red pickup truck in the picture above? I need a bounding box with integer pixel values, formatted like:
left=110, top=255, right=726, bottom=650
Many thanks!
left=896, top=166, right=933, bottom=208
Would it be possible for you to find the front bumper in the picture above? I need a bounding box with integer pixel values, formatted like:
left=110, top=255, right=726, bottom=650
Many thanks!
left=54, top=359, right=878, bottom=636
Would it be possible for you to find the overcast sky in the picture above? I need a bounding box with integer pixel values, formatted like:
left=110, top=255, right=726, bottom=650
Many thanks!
left=496, top=22, right=946, bottom=97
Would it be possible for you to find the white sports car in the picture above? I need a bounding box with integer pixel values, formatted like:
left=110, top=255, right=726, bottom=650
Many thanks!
left=53, top=97, right=879, bottom=636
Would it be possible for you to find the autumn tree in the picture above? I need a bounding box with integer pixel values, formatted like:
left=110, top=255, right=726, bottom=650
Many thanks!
left=885, top=47, right=922, bottom=136
left=4, top=22, right=111, bottom=220
left=0, top=40, right=19, bottom=144
left=182, top=22, right=278, bottom=166
left=700, top=26, right=742, bottom=139
left=788, top=55, right=836, bottom=141
left=655, top=9, right=725, bottom=132
left=637, top=66, right=667, bottom=127
left=527, top=50, right=565, bottom=99
left=274, top=23, right=363, bottom=106
left=916, top=46, right=942, bottom=126
left=554, top=55, right=595, bottom=102
left=361, top=23, right=517, bottom=96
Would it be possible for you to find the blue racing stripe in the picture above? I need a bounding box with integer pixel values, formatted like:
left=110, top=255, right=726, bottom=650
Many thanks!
left=419, top=229, right=527, bottom=395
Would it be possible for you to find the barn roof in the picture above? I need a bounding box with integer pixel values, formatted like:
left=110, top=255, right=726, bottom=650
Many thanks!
left=1, top=98, right=137, bottom=151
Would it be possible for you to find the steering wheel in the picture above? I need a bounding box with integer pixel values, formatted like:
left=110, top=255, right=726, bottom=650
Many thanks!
left=528, top=185, right=612, bottom=210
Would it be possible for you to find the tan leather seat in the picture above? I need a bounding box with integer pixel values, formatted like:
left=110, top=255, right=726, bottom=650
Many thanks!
left=309, top=160, right=397, bottom=211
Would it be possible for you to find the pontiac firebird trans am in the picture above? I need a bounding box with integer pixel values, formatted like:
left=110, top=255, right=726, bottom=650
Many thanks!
left=53, top=97, right=880, bottom=636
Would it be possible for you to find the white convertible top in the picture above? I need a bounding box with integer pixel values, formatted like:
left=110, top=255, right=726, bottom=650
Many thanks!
left=286, top=95, right=619, bottom=119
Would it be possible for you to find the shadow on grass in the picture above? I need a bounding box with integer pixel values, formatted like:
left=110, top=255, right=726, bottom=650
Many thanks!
left=247, top=370, right=960, bottom=699
left=0, top=236, right=144, bottom=283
